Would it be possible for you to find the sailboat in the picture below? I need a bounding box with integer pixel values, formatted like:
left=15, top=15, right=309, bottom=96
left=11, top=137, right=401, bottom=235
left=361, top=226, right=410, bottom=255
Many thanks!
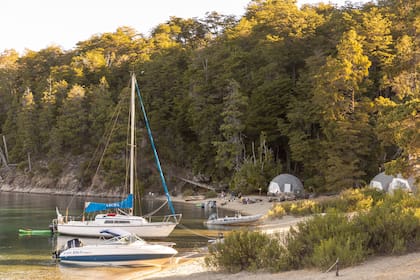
left=53, top=73, right=181, bottom=238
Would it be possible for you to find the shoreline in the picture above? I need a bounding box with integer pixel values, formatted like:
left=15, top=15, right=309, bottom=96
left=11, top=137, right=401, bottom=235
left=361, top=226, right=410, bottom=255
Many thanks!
left=0, top=185, right=129, bottom=198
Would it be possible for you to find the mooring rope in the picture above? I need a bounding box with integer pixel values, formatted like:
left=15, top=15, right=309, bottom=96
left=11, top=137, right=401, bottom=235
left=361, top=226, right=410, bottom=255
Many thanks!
left=176, top=223, right=217, bottom=240
left=143, top=199, right=168, bottom=217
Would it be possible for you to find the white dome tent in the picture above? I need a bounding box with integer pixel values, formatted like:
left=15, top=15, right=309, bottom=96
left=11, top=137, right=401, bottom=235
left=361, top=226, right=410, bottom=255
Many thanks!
left=369, top=172, right=394, bottom=192
left=388, top=176, right=416, bottom=194
left=268, top=174, right=304, bottom=195
left=369, top=172, right=416, bottom=194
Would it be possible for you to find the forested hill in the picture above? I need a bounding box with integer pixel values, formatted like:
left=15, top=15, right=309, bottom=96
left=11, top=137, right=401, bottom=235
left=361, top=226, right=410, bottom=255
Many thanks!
left=0, top=0, right=418, bottom=195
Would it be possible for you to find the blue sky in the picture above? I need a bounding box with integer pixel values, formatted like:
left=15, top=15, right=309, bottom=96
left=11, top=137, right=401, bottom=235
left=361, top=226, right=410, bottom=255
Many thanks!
left=1, top=0, right=372, bottom=54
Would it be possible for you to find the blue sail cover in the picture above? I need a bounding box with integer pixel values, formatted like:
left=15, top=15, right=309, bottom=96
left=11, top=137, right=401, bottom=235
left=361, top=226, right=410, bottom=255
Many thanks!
left=84, top=194, right=133, bottom=213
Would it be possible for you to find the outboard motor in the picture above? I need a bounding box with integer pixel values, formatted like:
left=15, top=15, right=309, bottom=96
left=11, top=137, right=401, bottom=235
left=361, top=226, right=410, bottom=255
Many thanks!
left=52, top=238, right=83, bottom=261
left=67, top=238, right=82, bottom=248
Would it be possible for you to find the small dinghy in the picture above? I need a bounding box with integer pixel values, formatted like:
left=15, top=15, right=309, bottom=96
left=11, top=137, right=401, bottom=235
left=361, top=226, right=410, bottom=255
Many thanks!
left=204, top=212, right=263, bottom=226
left=54, top=229, right=177, bottom=267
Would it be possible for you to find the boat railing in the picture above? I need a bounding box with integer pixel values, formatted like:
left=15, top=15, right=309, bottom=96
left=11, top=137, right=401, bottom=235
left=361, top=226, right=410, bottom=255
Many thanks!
left=144, top=213, right=182, bottom=224
left=51, top=218, right=58, bottom=233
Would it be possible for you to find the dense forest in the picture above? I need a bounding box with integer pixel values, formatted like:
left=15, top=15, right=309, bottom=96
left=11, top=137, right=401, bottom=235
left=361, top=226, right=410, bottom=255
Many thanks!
left=0, top=0, right=418, bottom=195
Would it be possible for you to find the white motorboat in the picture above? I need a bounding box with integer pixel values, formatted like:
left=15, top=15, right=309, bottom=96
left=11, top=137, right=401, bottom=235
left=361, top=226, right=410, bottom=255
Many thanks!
left=53, top=73, right=181, bottom=238
left=55, top=229, right=178, bottom=267
left=204, top=212, right=263, bottom=226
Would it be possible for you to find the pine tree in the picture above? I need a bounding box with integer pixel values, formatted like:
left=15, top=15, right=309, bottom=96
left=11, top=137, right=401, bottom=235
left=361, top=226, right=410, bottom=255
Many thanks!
left=213, top=79, right=248, bottom=174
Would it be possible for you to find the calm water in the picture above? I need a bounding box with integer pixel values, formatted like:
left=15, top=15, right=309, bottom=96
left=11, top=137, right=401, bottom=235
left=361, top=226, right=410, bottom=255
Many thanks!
left=0, top=191, right=232, bottom=280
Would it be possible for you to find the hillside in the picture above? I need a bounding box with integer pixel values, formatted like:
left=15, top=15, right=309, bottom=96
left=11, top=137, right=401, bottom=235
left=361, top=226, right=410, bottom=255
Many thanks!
left=0, top=0, right=418, bottom=195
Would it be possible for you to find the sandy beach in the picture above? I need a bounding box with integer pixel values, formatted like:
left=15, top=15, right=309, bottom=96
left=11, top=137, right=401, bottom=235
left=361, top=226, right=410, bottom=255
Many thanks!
left=171, top=194, right=280, bottom=216
left=139, top=251, right=420, bottom=280
left=138, top=195, right=420, bottom=280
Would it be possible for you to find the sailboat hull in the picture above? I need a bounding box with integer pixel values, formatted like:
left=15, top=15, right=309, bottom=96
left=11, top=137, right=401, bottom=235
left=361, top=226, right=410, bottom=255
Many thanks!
left=57, top=222, right=177, bottom=238
left=57, top=221, right=176, bottom=238
left=56, top=213, right=178, bottom=238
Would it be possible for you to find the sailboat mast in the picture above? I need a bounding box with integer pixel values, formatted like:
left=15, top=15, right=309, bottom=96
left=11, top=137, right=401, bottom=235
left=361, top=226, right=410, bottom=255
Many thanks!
left=134, top=77, right=177, bottom=216
left=130, top=73, right=136, bottom=213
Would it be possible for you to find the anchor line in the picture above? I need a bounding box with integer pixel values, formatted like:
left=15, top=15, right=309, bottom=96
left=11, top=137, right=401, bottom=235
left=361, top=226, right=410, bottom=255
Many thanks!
left=176, top=223, right=217, bottom=240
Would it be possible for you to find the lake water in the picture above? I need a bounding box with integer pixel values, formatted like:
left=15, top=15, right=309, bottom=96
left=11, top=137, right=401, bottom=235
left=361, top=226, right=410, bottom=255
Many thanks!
left=0, top=191, right=232, bottom=280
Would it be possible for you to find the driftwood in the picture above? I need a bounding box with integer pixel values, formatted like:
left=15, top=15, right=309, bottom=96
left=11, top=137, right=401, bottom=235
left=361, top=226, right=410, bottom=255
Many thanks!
left=177, top=177, right=217, bottom=191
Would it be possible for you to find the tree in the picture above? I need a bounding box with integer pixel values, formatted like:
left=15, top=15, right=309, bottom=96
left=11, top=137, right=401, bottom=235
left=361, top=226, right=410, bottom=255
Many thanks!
left=230, top=132, right=282, bottom=194
left=213, top=79, right=248, bottom=174
left=0, top=50, right=19, bottom=128
left=87, top=77, right=115, bottom=143
left=312, top=29, right=372, bottom=191
left=49, top=84, right=88, bottom=156
left=356, top=7, right=394, bottom=97
left=15, top=89, right=39, bottom=158
left=375, top=97, right=419, bottom=177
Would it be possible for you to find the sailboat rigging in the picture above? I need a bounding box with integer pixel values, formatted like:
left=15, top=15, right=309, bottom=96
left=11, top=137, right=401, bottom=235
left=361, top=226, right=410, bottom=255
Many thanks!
left=53, top=73, right=181, bottom=238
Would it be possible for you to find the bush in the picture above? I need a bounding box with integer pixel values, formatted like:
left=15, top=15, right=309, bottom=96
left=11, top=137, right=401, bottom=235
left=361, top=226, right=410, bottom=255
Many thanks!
left=316, top=196, right=348, bottom=213
left=360, top=187, right=386, bottom=205
left=268, top=204, right=286, bottom=219
left=289, top=200, right=319, bottom=216
left=205, top=230, right=287, bottom=273
left=204, top=190, right=218, bottom=198
left=354, top=196, right=420, bottom=254
left=340, top=189, right=373, bottom=212
left=285, top=211, right=369, bottom=270
left=229, top=158, right=268, bottom=195
left=48, top=160, right=63, bottom=177
left=310, top=233, right=368, bottom=270
left=182, top=188, right=194, bottom=197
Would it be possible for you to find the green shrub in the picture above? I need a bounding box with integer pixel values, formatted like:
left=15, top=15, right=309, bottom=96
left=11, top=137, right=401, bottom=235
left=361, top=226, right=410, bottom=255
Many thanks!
left=205, top=230, right=287, bottom=273
left=48, top=160, right=63, bottom=177
left=310, top=233, right=368, bottom=270
left=387, top=189, right=420, bottom=208
left=291, top=200, right=319, bottom=216
left=182, top=188, right=194, bottom=197
left=354, top=197, right=420, bottom=254
left=285, top=211, right=369, bottom=269
left=268, top=204, right=286, bottom=219
left=316, top=196, right=348, bottom=213
left=229, top=160, right=263, bottom=194
left=204, top=190, right=218, bottom=198
left=360, top=187, right=386, bottom=205
left=340, top=189, right=373, bottom=212
left=257, top=233, right=289, bottom=272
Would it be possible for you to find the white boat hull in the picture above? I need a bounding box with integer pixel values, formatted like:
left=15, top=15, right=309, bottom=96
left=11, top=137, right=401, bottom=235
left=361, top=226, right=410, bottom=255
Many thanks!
left=59, top=240, right=177, bottom=266
left=56, top=213, right=178, bottom=238
left=60, top=258, right=174, bottom=267
left=57, top=222, right=177, bottom=238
